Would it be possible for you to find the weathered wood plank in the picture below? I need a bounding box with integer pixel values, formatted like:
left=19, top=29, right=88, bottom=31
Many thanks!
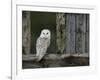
left=70, top=14, right=76, bottom=53
left=65, top=14, right=71, bottom=53
left=85, top=14, right=89, bottom=53
left=65, top=14, right=75, bottom=54
left=75, top=14, right=87, bottom=54
left=22, top=53, right=89, bottom=61
left=56, top=13, right=66, bottom=54
left=81, top=14, right=86, bottom=53
left=22, top=11, right=31, bottom=54
left=75, top=14, right=83, bottom=53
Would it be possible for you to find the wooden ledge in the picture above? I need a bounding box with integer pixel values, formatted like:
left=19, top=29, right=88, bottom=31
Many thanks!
left=22, top=53, right=89, bottom=61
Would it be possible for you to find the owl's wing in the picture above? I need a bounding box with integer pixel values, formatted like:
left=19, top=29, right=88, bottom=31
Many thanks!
left=47, top=39, right=50, bottom=48
left=36, top=37, right=50, bottom=62
left=36, top=54, right=44, bottom=62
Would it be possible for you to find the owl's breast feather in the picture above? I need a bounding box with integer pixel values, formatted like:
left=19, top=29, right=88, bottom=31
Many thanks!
left=36, top=37, right=50, bottom=48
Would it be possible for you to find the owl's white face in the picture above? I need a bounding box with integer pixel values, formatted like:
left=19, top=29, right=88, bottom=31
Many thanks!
left=40, top=29, right=51, bottom=39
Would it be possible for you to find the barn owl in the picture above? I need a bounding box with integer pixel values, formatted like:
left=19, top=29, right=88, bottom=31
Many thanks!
left=36, top=29, right=51, bottom=62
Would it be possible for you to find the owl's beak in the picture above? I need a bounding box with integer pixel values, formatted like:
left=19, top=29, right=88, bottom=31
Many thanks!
left=44, top=38, right=48, bottom=40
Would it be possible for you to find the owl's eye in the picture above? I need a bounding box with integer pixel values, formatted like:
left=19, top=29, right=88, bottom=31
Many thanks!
left=46, top=33, right=48, bottom=35
left=43, top=33, right=45, bottom=34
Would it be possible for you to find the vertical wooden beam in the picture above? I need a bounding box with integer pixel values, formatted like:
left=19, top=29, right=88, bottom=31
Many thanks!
left=56, top=13, right=66, bottom=54
left=81, top=14, right=86, bottom=53
left=22, top=11, right=31, bottom=54
left=85, top=14, right=89, bottom=53
left=75, top=14, right=82, bottom=53
left=65, top=14, right=75, bottom=54
left=65, top=14, right=71, bottom=53
left=75, top=14, right=86, bottom=54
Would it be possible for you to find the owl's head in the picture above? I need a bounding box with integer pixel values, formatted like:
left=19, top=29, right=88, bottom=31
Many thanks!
left=40, top=29, right=51, bottom=39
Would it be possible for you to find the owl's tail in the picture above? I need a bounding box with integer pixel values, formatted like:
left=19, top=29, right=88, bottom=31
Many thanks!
left=36, top=54, right=44, bottom=62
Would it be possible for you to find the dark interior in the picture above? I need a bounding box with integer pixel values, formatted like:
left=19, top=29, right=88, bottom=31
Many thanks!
left=30, top=11, right=57, bottom=54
